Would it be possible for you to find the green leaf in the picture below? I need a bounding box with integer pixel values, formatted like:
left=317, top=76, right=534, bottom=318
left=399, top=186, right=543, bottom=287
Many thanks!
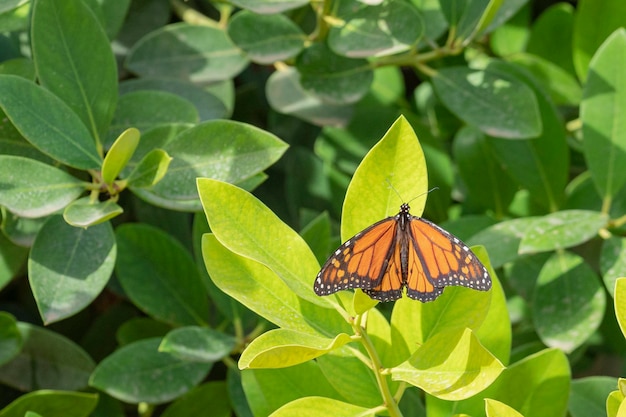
left=485, top=399, right=524, bottom=417
left=452, top=125, right=516, bottom=214
left=0, top=230, right=28, bottom=290
left=159, top=327, right=236, bottom=363
left=297, top=43, right=373, bottom=105
left=269, top=397, right=374, bottom=417
left=126, top=23, right=248, bottom=83
left=115, top=223, right=209, bottom=327
left=239, top=330, right=353, bottom=369
left=107, top=90, right=198, bottom=146
left=440, top=0, right=499, bottom=44
left=0, top=312, right=21, bottom=366
left=532, top=251, right=606, bottom=353
left=300, top=211, right=332, bottom=265
left=353, top=289, right=378, bottom=314
left=0, top=156, right=85, bottom=218
left=126, top=148, right=171, bottom=188
left=201, top=234, right=349, bottom=336
left=569, top=376, right=618, bottom=417
left=519, top=210, right=607, bottom=254
left=63, top=197, right=123, bottom=227
left=229, top=0, right=308, bottom=14
left=0, top=391, right=98, bottom=417
left=266, top=67, right=354, bottom=127
left=485, top=60, right=569, bottom=211
left=0, top=322, right=95, bottom=391
left=392, top=328, right=504, bottom=401
left=198, top=179, right=327, bottom=307
left=600, top=237, right=626, bottom=297
left=467, top=217, right=536, bottom=268
left=573, top=0, right=626, bottom=80
left=31, top=0, right=117, bottom=140
left=581, top=29, right=626, bottom=200
left=616, top=278, right=626, bottom=339
left=120, top=78, right=229, bottom=121
left=228, top=11, right=305, bottom=64
left=432, top=66, right=541, bottom=139
left=116, top=317, right=171, bottom=346
left=89, top=338, right=212, bottom=404
left=328, top=0, right=424, bottom=58
left=148, top=120, right=287, bottom=202
left=241, top=362, right=345, bottom=417
left=342, top=115, right=427, bottom=239
left=102, top=128, right=140, bottom=184
left=161, top=382, right=231, bottom=417
left=0, top=76, right=101, bottom=169
left=29, top=216, right=116, bottom=324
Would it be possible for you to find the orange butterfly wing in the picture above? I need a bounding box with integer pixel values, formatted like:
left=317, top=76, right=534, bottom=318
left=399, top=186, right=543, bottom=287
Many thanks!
left=406, top=217, right=491, bottom=301
left=314, top=217, right=402, bottom=299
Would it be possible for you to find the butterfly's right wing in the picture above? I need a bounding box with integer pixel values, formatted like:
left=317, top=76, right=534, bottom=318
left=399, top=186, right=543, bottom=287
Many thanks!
left=314, top=217, right=402, bottom=299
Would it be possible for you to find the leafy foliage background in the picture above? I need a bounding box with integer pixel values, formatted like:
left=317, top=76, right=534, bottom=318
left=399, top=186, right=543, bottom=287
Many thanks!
left=1, top=0, right=626, bottom=416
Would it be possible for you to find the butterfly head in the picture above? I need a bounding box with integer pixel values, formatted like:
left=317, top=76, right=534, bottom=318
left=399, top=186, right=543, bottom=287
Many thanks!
left=400, top=203, right=410, bottom=214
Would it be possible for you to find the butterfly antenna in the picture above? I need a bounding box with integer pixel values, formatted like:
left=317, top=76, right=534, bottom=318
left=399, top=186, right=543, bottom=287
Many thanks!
left=385, top=178, right=404, bottom=202
left=407, top=187, right=439, bottom=204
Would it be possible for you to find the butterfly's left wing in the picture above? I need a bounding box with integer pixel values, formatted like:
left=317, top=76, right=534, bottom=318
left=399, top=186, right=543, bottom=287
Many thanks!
left=314, top=217, right=402, bottom=298
left=406, top=217, right=491, bottom=301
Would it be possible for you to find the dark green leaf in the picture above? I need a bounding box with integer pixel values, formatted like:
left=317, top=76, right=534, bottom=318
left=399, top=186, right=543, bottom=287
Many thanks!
left=297, top=43, right=373, bottom=105
left=0, top=76, right=102, bottom=169
left=29, top=216, right=116, bottom=324
left=126, top=23, right=248, bottom=83
left=159, top=327, right=236, bottom=363
left=600, top=237, right=626, bottom=297
left=300, top=211, right=332, bottom=265
left=115, top=223, right=209, bottom=326
left=0, top=155, right=85, bottom=218
left=161, top=382, right=231, bottom=417
left=116, top=317, right=171, bottom=346
left=229, top=0, right=308, bottom=14
left=432, top=66, right=541, bottom=139
left=328, top=0, right=424, bottom=58
left=228, top=11, right=305, bottom=64
left=0, top=391, right=98, bottom=417
left=0, top=312, right=21, bottom=366
left=532, top=251, right=605, bottom=353
left=0, top=230, right=28, bottom=290
left=89, top=338, right=212, bottom=404
left=569, top=376, right=618, bottom=417
left=581, top=29, right=626, bottom=200
left=0, top=322, right=96, bottom=391
left=31, top=0, right=117, bottom=140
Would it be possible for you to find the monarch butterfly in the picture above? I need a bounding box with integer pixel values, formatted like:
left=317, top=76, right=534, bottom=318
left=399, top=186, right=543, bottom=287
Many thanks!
left=314, top=203, right=492, bottom=302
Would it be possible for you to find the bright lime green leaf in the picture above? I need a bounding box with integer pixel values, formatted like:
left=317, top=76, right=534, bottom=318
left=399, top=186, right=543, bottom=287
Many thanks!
left=159, top=327, right=236, bottom=363
left=161, top=382, right=231, bottom=417
left=573, top=0, right=626, bottom=80
left=197, top=179, right=327, bottom=308
left=63, top=197, right=123, bottom=227
left=241, top=363, right=345, bottom=417
left=269, top=397, right=374, bottom=417
left=618, top=397, right=626, bottom=417
left=328, top=0, right=424, bottom=58
left=532, top=251, right=605, bottom=353
left=616, top=278, right=626, bottom=339
left=581, top=29, right=626, bottom=200
left=297, top=43, right=373, bottom=105
left=115, top=224, right=209, bottom=327
left=519, top=210, right=607, bottom=254
left=265, top=67, right=354, bottom=127
left=0, top=312, right=21, bottom=366
left=391, top=328, right=504, bottom=400
left=89, top=338, right=212, bottom=404
left=607, top=390, right=623, bottom=417
left=229, top=0, right=308, bottom=14
left=29, top=216, right=116, bottom=324
left=102, top=128, right=140, bottom=184
left=0, top=76, right=101, bottom=169
left=0, top=390, right=98, bottom=417
left=353, top=289, right=378, bottom=314
left=126, top=149, right=172, bottom=188
left=485, top=399, right=524, bottom=417
left=239, top=330, right=352, bottom=369
left=432, top=66, right=541, bottom=139
left=228, top=11, right=305, bottom=64
left=201, top=234, right=348, bottom=337
left=569, top=376, right=618, bottom=417
left=0, top=156, right=85, bottom=218
left=31, top=0, right=117, bottom=139
left=342, top=115, right=427, bottom=239
left=126, top=23, right=248, bottom=83
left=600, top=238, right=626, bottom=297
left=0, top=322, right=95, bottom=391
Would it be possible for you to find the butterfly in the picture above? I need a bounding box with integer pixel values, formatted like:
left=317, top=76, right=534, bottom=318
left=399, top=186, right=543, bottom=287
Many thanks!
left=314, top=203, right=492, bottom=302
